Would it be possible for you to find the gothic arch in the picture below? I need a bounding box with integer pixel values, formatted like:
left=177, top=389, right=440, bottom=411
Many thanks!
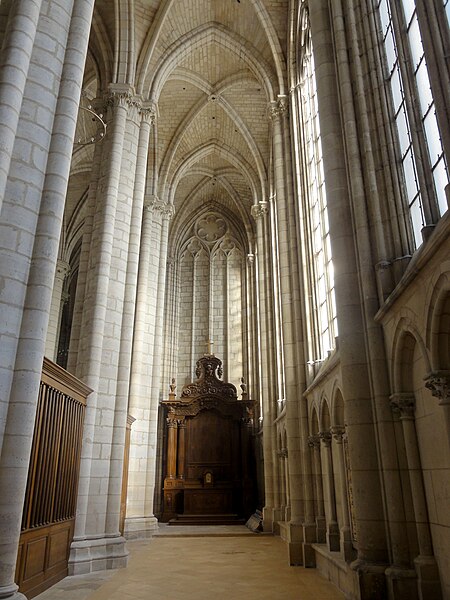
left=168, top=141, right=260, bottom=204
left=331, top=386, right=345, bottom=428
left=391, top=317, right=431, bottom=393
left=136, top=0, right=285, bottom=97
left=425, top=272, right=450, bottom=371
left=158, top=74, right=267, bottom=194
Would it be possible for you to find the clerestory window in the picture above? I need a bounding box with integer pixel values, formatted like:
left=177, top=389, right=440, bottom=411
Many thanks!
left=377, top=0, right=449, bottom=247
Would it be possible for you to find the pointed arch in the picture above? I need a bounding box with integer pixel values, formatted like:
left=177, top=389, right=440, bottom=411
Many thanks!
left=144, top=22, right=277, bottom=102
left=136, top=0, right=286, bottom=97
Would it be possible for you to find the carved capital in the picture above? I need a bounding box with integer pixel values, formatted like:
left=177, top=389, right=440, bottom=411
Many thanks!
left=144, top=197, right=174, bottom=221
left=307, top=434, right=320, bottom=449
left=106, top=84, right=134, bottom=110
left=140, top=101, right=157, bottom=125
left=278, top=448, right=288, bottom=459
left=390, top=393, right=416, bottom=418
left=268, top=96, right=288, bottom=121
left=330, top=426, right=345, bottom=442
left=56, top=259, right=70, bottom=279
left=251, top=201, right=269, bottom=221
left=166, top=417, right=178, bottom=428
left=247, top=253, right=255, bottom=266
left=319, top=430, right=332, bottom=448
left=425, top=371, right=450, bottom=405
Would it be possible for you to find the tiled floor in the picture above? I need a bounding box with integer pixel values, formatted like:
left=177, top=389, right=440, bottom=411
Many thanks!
left=35, top=526, right=345, bottom=600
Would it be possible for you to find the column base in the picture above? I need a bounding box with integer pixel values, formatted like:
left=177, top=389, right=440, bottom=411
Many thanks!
left=68, top=534, right=128, bottom=575
left=0, top=583, right=27, bottom=600
left=262, top=506, right=275, bottom=532
left=262, top=506, right=284, bottom=532
left=123, top=516, right=159, bottom=540
left=302, top=521, right=317, bottom=568
left=316, top=515, right=326, bottom=543
left=340, top=525, right=356, bottom=562
left=414, top=555, right=442, bottom=600
left=283, top=521, right=304, bottom=566
left=385, top=566, right=418, bottom=600
left=326, top=520, right=340, bottom=552
left=351, top=558, right=388, bottom=600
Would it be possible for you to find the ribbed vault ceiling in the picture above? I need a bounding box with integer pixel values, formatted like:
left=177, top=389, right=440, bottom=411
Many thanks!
left=73, top=0, right=288, bottom=249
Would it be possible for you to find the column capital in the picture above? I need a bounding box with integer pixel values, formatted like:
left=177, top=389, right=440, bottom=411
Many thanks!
left=330, top=426, right=345, bottom=442
left=307, top=434, right=320, bottom=449
left=390, top=393, right=416, bottom=418
left=56, top=259, right=70, bottom=279
left=319, top=430, right=332, bottom=447
left=144, top=196, right=175, bottom=220
left=140, top=101, right=157, bottom=125
left=247, top=253, right=255, bottom=266
left=425, top=370, right=450, bottom=405
left=268, top=95, right=289, bottom=121
left=106, top=84, right=135, bottom=109
left=251, top=200, right=269, bottom=221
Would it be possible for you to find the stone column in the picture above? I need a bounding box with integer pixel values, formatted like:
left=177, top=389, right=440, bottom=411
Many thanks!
left=281, top=447, right=290, bottom=521
left=390, top=394, right=442, bottom=599
left=0, top=1, right=96, bottom=596
left=319, top=431, right=340, bottom=552
left=331, top=427, right=353, bottom=560
left=251, top=202, right=277, bottom=531
left=69, top=85, right=133, bottom=575
left=145, top=201, right=174, bottom=518
left=45, top=259, right=70, bottom=360
left=0, top=0, right=43, bottom=215
left=116, top=104, right=157, bottom=541
left=308, top=2, right=388, bottom=592
left=125, top=194, right=160, bottom=538
left=308, top=435, right=326, bottom=543
left=269, top=101, right=302, bottom=523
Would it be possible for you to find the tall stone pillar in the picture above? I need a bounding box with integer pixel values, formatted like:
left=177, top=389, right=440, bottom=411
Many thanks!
left=0, top=0, right=43, bottom=214
left=116, top=104, right=157, bottom=541
left=269, top=99, right=313, bottom=565
left=308, top=435, right=326, bottom=543
left=331, top=427, right=354, bottom=560
left=251, top=202, right=277, bottom=531
left=390, top=395, right=442, bottom=599
left=145, top=201, right=174, bottom=517
left=0, top=1, right=96, bottom=596
left=308, top=1, right=388, bottom=593
left=125, top=196, right=158, bottom=538
left=319, top=431, right=340, bottom=552
left=45, top=259, right=70, bottom=360
left=69, top=84, right=134, bottom=575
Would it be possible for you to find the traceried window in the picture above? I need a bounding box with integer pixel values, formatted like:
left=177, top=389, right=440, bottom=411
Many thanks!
left=377, top=0, right=449, bottom=247
left=293, top=6, right=338, bottom=365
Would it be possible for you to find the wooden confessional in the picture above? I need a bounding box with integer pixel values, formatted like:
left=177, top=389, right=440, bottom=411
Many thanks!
left=161, top=354, right=255, bottom=524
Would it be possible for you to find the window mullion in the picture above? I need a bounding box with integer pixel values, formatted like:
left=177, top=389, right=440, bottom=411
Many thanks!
left=390, top=1, right=440, bottom=225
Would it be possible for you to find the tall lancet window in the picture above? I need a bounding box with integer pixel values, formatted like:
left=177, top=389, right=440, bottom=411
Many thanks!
left=293, top=4, right=338, bottom=366
left=377, top=0, right=449, bottom=247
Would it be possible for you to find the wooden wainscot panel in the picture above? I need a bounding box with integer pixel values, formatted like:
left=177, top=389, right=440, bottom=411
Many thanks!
left=17, top=520, right=74, bottom=598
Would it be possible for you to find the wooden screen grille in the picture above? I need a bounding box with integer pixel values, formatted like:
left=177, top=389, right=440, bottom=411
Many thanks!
left=21, top=376, right=86, bottom=530
left=16, top=358, right=91, bottom=598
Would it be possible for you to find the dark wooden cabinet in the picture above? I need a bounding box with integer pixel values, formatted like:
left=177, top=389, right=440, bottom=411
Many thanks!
left=161, top=355, right=254, bottom=524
